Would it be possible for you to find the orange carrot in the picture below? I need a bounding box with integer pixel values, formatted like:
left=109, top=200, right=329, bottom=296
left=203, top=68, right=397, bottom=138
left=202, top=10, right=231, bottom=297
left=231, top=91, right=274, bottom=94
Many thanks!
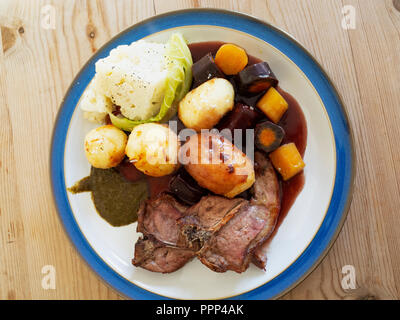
left=256, top=87, right=288, bottom=124
left=255, top=121, right=285, bottom=153
left=269, top=143, right=305, bottom=181
left=215, top=44, right=248, bottom=75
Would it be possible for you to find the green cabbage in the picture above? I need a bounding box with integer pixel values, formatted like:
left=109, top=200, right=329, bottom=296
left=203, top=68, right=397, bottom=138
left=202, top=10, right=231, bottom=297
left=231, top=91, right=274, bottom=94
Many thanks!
left=109, top=33, right=193, bottom=131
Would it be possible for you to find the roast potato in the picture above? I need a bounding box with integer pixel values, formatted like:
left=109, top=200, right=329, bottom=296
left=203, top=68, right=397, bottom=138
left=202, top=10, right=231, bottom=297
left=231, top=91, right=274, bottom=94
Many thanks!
left=178, top=78, right=234, bottom=132
left=125, top=123, right=180, bottom=177
left=180, top=132, right=255, bottom=198
left=84, top=125, right=127, bottom=169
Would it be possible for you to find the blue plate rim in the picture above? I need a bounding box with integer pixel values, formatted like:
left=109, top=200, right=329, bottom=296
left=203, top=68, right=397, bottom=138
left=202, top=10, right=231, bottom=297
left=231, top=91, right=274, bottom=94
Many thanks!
left=50, top=8, right=355, bottom=300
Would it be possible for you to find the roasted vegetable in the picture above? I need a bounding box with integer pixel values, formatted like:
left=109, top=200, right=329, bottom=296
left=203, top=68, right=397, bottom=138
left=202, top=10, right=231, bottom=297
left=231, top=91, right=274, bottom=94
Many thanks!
left=217, top=102, right=263, bottom=146
left=109, top=33, right=193, bottom=131
left=180, top=132, right=255, bottom=198
left=178, top=78, right=234, bottom=132
left=255, top=121, right=285, bottom=153
left=84, top=125, right=127, bottom=169
left=236, top=62, right=278, bottom=94
left=116, top=157, right=145, bottom=182
left=192, top=53, right=225, bottom=88
left=269, top=143, right=305, bottom=181
left=125, top=123, right=180, bottom=177
left=215, top=44, right=249, bottom=75
left=218, top=102, right=263, bottom=133
left=256, top=87, right=288, bottom=123
left=169, top=169, right=208, bottom=205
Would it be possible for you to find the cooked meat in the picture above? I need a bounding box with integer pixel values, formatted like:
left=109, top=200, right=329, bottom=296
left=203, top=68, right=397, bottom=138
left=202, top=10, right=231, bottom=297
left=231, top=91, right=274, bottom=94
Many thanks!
left=133, top=236, right=195, bottom=273
left=181, top=152, right=280, bottom=272
left=250, top=152, right=281, bottom=269
left=134, top=194, right=196, bottom=273
left=137, top=193, right=188, bottom=247
left=178, top=196, right=246, bottom=248
left=251, top=152, right=281, bottom=210
left=132, top=152, right=281, bottom=274
left=198, top=203, right=271, bottom=273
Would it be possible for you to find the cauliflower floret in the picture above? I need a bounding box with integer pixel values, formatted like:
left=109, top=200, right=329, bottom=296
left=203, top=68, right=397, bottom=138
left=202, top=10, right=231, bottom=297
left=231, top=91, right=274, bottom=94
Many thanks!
left=79, top=40, right=169, bottom=123
left=95, top=40, right=168, bottom=121
left=80, top=76, right=113, bottom=123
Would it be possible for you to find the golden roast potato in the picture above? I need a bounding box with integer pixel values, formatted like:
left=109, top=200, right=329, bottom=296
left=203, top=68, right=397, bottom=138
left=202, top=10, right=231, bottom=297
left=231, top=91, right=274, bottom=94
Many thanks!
left=180, top=132, right=255, bottom=198
left=84, top=125, right=127, bottom=169
left=178, top=78, right=234, bottom=132
left=125, top=123, right=180, bottom=177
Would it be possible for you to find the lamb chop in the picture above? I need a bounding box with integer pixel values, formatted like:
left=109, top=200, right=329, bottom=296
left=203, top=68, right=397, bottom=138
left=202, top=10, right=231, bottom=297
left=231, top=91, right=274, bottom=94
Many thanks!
left=133, top=193, right=196, bottom=273
left=136, top=193, right=188, bottom=247
left=197, top=203, right=272, bottom=273
left=133, top=235, right=195, bottom=273
left=179, top=152, right=281, bottom=273
left=250, top=151, right=281, bottom=269
left=178, top=196, right=246, bottom=248
left=132, top=152, right=281, bottom=273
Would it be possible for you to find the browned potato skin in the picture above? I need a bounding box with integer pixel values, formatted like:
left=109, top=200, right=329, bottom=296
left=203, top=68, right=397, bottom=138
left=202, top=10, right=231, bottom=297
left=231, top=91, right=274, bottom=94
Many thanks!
left=178, top=78, right=234, bottom=132
left=84, top=125, right=127, bottom=169
left=125, top=123, right=180, bottom=177
left=180, top=133, right=255, bottom=198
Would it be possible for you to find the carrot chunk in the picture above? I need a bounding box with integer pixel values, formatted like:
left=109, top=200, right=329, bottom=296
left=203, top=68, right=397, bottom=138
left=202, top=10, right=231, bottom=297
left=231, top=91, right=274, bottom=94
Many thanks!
left=256, top=87, right=288, bottom=123
left=215, top=44, right=249, bottom=75
left=269, top=143, right=305, bottom=181
left=255, top=121, right=285, bottom=153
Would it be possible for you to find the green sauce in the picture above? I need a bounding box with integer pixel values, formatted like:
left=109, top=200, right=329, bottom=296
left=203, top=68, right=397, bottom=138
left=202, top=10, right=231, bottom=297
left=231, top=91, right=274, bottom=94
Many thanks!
left=68, top=167, right=148, bottom=227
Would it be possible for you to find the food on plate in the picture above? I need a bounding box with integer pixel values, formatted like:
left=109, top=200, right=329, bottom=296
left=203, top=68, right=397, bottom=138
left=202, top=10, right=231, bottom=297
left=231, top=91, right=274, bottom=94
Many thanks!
left=192, top=53, right=225, bottom=88
left=249, top=152, right=281, bottom=269
left=81, top=40, right=167, bottom=123
left=71, top=39, right=308, bottom=274
left=197, top=153, right=280, bottom=273
left=136, top=193, right=189, bottom=246
left=125, top=123, right=180, bottom=177
left=109, top=33, right=193, bottom=131
left=236, top=62, right=278, bottom=94
left=269, top=142, right=305, bottom=181
left=198, top=203, right=271, bottom=273
left=180, top=132, right=255, bottom=198
left=84, top=125, right=127, bottom=169
left=116, top=157, right=145, bottom=182
left=168, top=169, right=208, bottom=205
left=256, top=86, right=289, bottom=123
left=68, top=167, right=147, bottom=227
left=214, top=43, right=248, bottom=75
left=133, top=194, right=196, bottom=273
left=96, top=40, right=168, bottom=121
left=178, top=78, right=234, bottom=131
left=178, top=196, right=247, bottom=249
left=217, top=102, right=263, bottom=140
left=79, top=81, right=113, bottom=123
left=255, top=121, right=285, bottom=153
left=133, top=152, right=280, bottom=273
left=133, top=235, right=196, bottom=273
left=80, top=33, right=192, bottom=130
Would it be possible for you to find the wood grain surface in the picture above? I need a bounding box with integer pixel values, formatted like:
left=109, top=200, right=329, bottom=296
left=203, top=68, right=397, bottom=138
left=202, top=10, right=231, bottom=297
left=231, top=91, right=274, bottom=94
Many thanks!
left=0, top=0, right=399, bottom=300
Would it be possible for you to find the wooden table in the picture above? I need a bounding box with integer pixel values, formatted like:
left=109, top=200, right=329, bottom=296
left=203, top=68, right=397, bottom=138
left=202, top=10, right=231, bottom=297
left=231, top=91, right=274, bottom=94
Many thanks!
left=1, top=0, right=399, bottom=300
